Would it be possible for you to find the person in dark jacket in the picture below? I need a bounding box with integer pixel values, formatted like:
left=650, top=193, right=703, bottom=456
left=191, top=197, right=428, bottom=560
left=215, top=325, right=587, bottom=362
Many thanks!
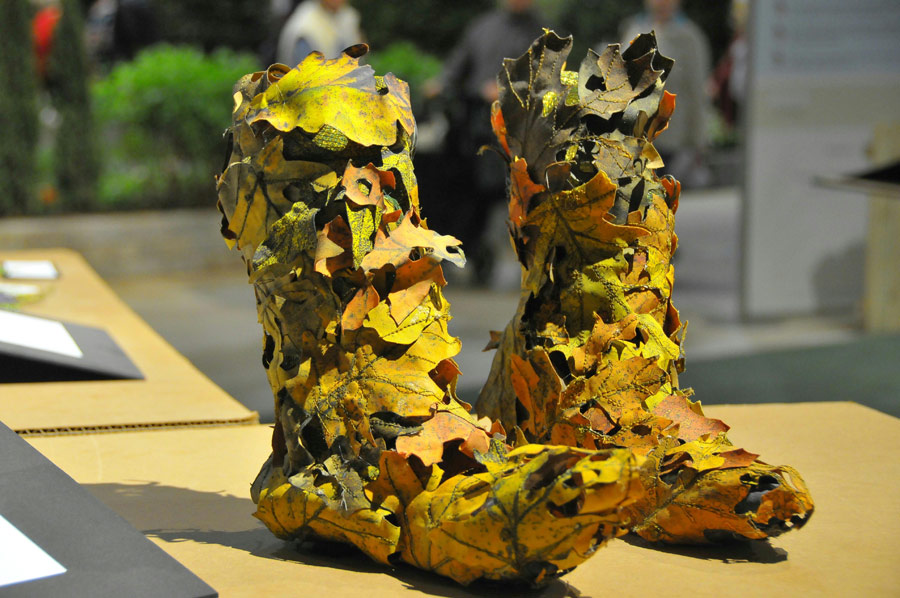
left=427, top=0, right=543, bottom=285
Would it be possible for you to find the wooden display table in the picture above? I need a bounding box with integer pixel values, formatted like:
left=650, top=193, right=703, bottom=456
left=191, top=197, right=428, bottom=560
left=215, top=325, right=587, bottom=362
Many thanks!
left=26, top=402, right=899, bottom=597
left=1, top=248, right=257, bottom=434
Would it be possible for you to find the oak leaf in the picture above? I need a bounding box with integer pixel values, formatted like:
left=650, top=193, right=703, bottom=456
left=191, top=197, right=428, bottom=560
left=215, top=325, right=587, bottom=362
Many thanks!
left=395, top=411, right=492, bottom=467
left=360, top=215, right=465, bottom=272
left=246, top=47, right=415, bottom=148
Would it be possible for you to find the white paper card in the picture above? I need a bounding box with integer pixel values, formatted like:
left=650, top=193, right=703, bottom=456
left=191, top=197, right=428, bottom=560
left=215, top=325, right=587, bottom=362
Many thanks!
left=0, top=514, right=67, bottom=588
left=0, top=283, right=41, bottom=298
left=0, top=310, right=83, bottom=359
left=2, top=260, right=59, bottom=280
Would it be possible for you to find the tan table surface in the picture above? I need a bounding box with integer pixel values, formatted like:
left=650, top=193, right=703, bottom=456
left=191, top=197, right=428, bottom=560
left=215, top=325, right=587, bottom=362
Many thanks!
left=26, top=402, right=900, bottom=597
left=1, top=248, right=257, bottom=433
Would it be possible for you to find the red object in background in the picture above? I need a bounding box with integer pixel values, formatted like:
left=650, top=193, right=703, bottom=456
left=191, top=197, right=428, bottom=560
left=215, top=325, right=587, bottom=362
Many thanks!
left=33, top=6, right=62, bottom=80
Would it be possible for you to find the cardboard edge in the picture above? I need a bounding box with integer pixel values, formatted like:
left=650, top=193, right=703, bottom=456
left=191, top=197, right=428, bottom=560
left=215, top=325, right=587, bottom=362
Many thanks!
left=15, top=413, right=261, bottom=437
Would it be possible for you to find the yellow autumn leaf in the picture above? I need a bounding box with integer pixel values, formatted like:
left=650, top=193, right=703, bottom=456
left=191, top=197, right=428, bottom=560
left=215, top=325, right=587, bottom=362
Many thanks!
left=395, top=445, right=644, bottom=585
left=246, top=47, right=415, bottom=148
left=217, top=136, right=335, bottom=260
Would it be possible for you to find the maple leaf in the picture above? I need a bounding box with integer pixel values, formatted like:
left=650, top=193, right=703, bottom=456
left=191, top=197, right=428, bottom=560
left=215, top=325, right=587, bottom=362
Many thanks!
left=524, top=169, right=647, bottom=291
left=342, top=284, right=379, bottom=331
left=629, top=459, right=813, bottom=544
left=388, top=256, right=447, bottom=324
left=315, top=215, right=354, bottom=275
left=508, top=157, right=545, bottom=228
left=341, top=162, right=396, bottom=209
left=509, top=349, right=561, bottom=439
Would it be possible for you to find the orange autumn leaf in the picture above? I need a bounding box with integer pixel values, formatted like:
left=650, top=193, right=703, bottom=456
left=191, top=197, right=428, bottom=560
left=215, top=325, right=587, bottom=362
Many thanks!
left=490, top=101, right=510, bottom=157
left=510, top=349, right=561, bottom=439
left=648, top=90, right=676, bottom=141
left=314, top=230, right=345, bottom=275
left=574, top=355, right=668, bottom=419
left=342, top=284, right=380, bottom=330
left=342, top=162, right=396, bottom=208
left=360, top=215, right=465, bottom=272
left=652, top=393, right=729, bottom=442
left=316, top=215, right=354, bottom=274
left=718, top=448, right=760, bottom=469
left=508, top=157, right=544, bottom=228
left=395, top=411, right=492, bottom=467
left=388, top=256, right=447, bottom=324
left=429, top=358, right=461, bottom=394
left=572, top=312, right=641, bottom=374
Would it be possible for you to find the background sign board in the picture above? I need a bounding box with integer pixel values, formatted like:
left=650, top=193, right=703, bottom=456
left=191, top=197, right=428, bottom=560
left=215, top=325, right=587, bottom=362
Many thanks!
left=741, top=0, right=900, bottom=317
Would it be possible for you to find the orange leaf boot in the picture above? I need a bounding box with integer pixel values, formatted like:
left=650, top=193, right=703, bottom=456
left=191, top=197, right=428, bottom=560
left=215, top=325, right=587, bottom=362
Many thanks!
left=216, top=45, right=644, bottom=586
left=478, top=31, right=814, bottom=544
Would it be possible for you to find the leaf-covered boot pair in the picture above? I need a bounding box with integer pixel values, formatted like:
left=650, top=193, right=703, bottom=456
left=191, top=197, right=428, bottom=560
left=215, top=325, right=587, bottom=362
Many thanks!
left=478, top=31, right=814, bottom=544
left=216, top=46, right=644, bottom=586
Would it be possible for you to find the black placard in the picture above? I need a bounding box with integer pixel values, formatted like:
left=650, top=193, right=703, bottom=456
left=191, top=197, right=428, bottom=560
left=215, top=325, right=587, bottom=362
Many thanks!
left=0, top=309, right=143, bottom=383
left=0, top=422, right=217, bottom=597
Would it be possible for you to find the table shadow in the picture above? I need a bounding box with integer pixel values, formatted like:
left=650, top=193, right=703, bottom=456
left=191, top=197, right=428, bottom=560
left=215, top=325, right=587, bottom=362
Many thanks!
left=86, top=482, right=589, bottom=598
left=621, top=533, right=788, bottom=564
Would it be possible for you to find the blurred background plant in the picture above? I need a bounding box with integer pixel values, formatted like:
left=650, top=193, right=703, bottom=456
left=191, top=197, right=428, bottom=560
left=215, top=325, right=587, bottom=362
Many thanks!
left=91, top=45, right=257, bottom=210
left=49, top=0, right=99, bottom=212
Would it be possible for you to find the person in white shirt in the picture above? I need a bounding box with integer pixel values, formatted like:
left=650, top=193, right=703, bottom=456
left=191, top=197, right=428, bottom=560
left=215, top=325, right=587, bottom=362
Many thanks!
left=276, top=0, right=363, bottom=65
left=620, top=0, right=712, bottom=186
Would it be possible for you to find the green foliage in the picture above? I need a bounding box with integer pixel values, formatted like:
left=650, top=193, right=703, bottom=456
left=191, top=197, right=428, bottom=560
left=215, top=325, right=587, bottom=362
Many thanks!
left=92, top=44, right=259, bottom=210
left=367, top=42, right=441, bottom=111
left=49, top=0, right=99, bottom=212
left=0, top=0, right=40, bottom=215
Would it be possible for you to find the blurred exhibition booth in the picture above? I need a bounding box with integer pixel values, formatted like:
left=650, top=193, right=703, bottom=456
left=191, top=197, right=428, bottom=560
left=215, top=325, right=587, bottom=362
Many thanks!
left=739, top=0, right=899, bottom=328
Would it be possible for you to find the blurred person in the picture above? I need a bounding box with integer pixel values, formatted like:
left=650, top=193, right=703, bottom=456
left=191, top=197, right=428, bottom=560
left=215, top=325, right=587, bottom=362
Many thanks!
left=710, top=0, right=749, bottom=128
left=259, top=0, right=299, bottom=67
left=621, top=0, right=712, bottom=187
left=85, top=0, right=115, bottom=68
left=85, top=0, right=158, bottom=70
left=426, top=0, right=543, bottom=285
left=276, top=0, right=363, bottom=66
left=32, top=0, right=61, bottom=83
left=111, top=0, right=157, bottom=61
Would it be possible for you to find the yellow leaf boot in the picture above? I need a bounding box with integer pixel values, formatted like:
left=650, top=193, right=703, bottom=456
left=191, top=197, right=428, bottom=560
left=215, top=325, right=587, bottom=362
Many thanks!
left=478, top=31, right=814, bottom=544
left=216, top=45, right=644, bottom=585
